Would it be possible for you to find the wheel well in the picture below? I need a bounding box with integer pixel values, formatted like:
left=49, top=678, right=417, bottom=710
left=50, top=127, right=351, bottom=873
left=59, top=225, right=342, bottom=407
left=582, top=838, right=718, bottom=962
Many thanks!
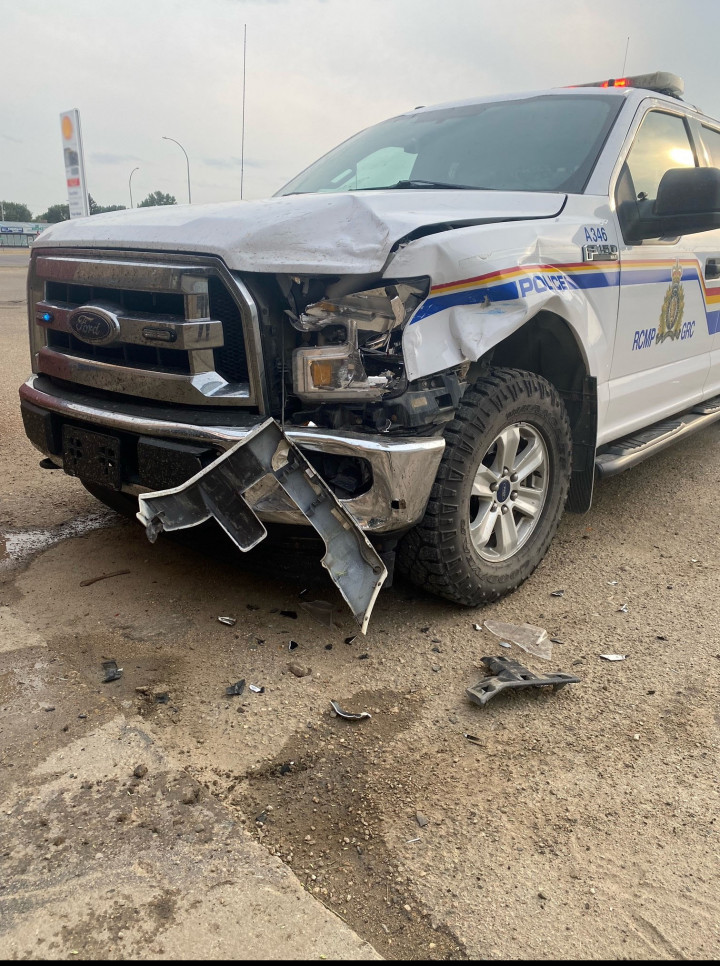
left=467, top=311, right=597, bottom=512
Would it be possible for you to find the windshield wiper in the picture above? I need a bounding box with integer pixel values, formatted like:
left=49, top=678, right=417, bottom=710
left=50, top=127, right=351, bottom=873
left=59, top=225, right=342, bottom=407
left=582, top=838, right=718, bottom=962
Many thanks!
left=281, top=180, right=485, bottom=196
left=383, top=179, right=484, bottom=191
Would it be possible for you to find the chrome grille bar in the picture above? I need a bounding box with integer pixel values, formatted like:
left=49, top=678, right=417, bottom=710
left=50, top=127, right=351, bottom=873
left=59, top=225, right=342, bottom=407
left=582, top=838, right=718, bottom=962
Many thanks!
left=29, top=248, right=268, bottom=410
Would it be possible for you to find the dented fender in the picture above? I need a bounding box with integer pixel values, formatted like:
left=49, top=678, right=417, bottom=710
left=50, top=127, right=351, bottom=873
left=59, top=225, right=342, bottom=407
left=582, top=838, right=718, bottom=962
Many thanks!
left=391, top=207, right=618, bottom=384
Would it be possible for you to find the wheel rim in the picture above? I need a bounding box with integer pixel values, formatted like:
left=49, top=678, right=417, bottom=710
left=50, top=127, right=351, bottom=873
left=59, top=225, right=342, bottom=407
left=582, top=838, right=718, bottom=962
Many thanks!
left=468, top=422, right=549, bottom=562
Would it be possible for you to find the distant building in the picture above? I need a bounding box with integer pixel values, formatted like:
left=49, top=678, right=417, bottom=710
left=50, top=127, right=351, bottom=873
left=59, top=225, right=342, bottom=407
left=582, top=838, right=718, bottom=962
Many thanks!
left=0, top=221, right=47, bottom=248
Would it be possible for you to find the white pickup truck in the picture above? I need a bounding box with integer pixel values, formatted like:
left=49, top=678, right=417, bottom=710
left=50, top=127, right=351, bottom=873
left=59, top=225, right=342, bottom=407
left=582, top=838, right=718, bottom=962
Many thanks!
left=20, top=71, right=720, bottom=630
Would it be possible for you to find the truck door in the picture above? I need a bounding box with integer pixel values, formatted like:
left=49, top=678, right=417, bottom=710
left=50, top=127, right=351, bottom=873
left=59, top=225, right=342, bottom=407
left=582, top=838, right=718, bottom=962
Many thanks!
left=691, top=122, right=720, bottom=399
left=605, top=108, right=712, bottom=441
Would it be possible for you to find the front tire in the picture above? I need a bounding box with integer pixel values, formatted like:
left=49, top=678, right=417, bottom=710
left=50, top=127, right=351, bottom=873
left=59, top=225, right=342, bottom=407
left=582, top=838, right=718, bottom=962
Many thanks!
left=397, top=367, right=572, bottom=605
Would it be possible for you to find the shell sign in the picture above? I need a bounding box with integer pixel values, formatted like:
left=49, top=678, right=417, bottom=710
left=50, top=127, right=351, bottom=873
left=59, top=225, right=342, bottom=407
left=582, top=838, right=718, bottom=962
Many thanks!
left=59, top=109, right=89, bottom=218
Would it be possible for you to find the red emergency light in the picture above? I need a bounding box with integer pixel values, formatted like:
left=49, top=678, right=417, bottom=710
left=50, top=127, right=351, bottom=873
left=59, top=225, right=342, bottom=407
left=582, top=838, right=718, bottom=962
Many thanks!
left=572, top=72, right=684, bottom=99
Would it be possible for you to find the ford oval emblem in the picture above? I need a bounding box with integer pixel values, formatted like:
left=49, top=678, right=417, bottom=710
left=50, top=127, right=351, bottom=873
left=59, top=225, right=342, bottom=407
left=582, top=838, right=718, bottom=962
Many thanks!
left=68, top=306, right=121, bottom=346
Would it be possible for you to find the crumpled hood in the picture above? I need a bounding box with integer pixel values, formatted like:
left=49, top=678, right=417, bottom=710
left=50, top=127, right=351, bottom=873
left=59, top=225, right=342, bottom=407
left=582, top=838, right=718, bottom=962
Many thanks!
left=33, top=190, right=566, bottom=275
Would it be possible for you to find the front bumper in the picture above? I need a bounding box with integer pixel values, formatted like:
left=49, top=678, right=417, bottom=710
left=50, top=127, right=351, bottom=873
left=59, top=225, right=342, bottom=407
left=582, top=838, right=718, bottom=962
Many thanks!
left=19, top=374, right=444, bottom=534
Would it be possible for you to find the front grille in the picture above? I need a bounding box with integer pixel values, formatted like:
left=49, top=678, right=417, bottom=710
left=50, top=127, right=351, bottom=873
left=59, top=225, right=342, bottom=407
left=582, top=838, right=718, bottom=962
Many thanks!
left=30, top=250, right=265, bottom=410
left=209, top=276, right=249, bottom=383
left=45, top=281, right=184, bottom=316
left=46, top=329, right=192, bottom=374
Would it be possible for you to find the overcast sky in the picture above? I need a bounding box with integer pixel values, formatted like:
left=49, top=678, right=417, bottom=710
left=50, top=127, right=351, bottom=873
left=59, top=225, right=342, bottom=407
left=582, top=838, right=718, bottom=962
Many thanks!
left=3, top=0, right=720, bottom=217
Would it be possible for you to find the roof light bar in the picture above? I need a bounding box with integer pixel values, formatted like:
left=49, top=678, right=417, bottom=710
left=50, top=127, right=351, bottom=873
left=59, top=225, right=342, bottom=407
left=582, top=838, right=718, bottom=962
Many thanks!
left=574, top=71, right=684, bottom=100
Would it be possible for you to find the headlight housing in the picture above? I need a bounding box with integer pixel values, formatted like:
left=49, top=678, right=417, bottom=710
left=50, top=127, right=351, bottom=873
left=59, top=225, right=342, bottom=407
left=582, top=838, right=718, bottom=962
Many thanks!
left=291, top=278, right=428, bottom=401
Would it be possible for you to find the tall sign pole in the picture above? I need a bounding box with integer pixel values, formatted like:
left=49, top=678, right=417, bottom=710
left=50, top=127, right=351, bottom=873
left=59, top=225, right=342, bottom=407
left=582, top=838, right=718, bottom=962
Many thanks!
left=60, top=109, right=90, bottom=218
left=240, top=23, right=247, bottom=200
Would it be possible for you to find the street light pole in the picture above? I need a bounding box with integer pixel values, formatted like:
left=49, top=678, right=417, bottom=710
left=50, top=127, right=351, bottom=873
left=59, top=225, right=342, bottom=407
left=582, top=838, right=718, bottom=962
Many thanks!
left=162, top=136, right=191, bottom=204
left=129, top=166, right=140, bottom=208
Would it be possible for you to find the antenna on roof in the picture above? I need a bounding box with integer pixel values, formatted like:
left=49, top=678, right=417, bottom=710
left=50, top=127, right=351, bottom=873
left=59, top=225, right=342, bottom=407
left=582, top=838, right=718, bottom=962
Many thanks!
left=621, top=36, right=630, bottom=76
left=241, top=23, right=247, bottom=200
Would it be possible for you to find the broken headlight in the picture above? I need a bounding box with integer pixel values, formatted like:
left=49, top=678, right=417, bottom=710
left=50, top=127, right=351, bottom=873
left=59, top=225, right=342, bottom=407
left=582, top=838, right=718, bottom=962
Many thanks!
left=291, top=278, right=428, bottom=401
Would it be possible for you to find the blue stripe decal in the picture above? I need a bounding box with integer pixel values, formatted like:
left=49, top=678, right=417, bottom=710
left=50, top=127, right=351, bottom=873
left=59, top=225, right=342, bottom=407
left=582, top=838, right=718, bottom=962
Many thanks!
left=621, top=267, right=700, bottom=286
left=412, top=280, right=519, bottom=323
left=410, top=264, right=713, bottom=327
left=564, top=271, right=618, bottom=290
left=707, top=309, right=720, bottom=335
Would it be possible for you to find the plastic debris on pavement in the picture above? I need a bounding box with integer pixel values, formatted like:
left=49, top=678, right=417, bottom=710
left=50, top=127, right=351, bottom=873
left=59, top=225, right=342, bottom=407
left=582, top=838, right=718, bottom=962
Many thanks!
left=599, top=654, right=627, bottom=661
left=249, top=684, right=264, bottom=693
left=550, top=590, right=565, bottom=597
left=617, top=603, right=628, bottom=613
left=329, top=700, right=371, bottom=721
left=288, top=640, right=299, bottom=651
left=218, top=616, right=237, bottom=626
left=101, top=660, right=123, bottom=683
left=463, top=733, right=484, bottom=745
left=483, top=619, right=553, bottom=660
left=226, top=679, right=246, bottom=696
left=466, top=655, right=581, bottom=707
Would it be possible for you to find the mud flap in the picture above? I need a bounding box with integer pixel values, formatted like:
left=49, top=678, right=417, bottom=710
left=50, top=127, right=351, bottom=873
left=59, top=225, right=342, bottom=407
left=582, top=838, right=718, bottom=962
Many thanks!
left=136, top=418, right=387, bottom=633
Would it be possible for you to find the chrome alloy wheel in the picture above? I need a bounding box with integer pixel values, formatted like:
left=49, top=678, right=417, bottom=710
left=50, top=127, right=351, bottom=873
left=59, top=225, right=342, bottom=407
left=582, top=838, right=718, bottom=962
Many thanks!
left=469, top=422, right=549, bottom=562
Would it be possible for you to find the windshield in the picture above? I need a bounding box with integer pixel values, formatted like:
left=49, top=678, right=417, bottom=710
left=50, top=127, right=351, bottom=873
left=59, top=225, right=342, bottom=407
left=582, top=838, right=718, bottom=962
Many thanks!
left=277, top=94, right=622, bottom=196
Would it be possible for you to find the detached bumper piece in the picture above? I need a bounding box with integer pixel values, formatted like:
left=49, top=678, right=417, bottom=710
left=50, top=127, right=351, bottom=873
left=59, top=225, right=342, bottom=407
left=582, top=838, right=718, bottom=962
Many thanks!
left=466, top=656, right=580, bottom=707
left=136, top=418, right=387, bottom=634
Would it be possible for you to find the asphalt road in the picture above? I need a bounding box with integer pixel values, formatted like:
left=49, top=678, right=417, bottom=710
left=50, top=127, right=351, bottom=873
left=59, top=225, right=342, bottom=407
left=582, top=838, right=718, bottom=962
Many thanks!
left=1, top=248, right=719, bottom=960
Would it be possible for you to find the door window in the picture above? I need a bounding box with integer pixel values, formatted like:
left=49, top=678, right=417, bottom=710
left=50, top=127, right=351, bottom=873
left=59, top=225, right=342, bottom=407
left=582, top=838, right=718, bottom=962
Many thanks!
left=701, top=125, right=720, bottom=168
left=625, top=111, right=696, bottom=210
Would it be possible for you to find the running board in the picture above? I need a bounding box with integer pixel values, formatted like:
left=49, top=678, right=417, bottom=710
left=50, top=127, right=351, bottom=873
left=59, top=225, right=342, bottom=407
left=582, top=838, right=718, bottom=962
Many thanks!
left=595, top=395, right=720, bottom=478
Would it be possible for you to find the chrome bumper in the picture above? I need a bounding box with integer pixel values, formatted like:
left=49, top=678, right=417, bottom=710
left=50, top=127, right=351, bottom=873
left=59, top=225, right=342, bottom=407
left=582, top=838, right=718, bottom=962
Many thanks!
left=20, top=375, right=444, bottom=533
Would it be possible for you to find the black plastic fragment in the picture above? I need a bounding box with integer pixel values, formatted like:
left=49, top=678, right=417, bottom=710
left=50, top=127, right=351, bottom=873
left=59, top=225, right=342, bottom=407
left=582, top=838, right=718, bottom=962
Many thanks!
left=226, top=679, right=246, bottom=696
left=466, top=655, right=581, bottom=708
left=288, top=640, right=299, bottom=651
left=102, top=660, right=123, bottom=683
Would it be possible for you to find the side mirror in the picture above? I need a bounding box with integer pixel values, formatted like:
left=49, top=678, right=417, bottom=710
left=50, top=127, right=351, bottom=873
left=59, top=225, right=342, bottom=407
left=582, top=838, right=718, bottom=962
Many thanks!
left=635, top=166, right=720, bottom=239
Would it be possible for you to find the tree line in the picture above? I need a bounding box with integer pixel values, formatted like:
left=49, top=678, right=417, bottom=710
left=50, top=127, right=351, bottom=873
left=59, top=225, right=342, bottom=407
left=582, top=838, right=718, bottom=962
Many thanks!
left=1, top=191, right=177, bottom=224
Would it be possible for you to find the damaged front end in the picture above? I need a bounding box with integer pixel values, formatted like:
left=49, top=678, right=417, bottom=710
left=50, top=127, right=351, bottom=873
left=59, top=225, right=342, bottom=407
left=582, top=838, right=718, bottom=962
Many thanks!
left=274, top=273, right=466, bottom=437
left=137, top=418, right=387, bottom=634
left=133, top=272, right=458, bottom=632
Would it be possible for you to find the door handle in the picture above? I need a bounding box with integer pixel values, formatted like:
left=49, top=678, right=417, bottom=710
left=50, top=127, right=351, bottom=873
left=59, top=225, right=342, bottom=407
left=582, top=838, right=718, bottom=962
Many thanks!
left=705, top=258, right=720, bottom=280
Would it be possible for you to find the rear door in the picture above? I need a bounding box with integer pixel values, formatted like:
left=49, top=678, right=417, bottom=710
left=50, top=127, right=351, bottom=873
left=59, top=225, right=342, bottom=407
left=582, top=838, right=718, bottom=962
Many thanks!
left=605, top=107, right=713, bottom=440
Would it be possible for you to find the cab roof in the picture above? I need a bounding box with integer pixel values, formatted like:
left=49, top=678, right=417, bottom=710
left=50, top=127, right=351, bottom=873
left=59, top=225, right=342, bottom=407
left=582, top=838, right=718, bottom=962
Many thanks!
left=575, top=71, right=684, bottom=99
left=410, top=72, right=688, bottom=118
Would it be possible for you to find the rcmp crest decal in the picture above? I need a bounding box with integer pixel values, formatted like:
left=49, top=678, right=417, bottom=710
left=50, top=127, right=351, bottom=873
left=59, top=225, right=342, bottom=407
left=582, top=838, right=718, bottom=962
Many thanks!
left=656, top=259, right=685, bottom=343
